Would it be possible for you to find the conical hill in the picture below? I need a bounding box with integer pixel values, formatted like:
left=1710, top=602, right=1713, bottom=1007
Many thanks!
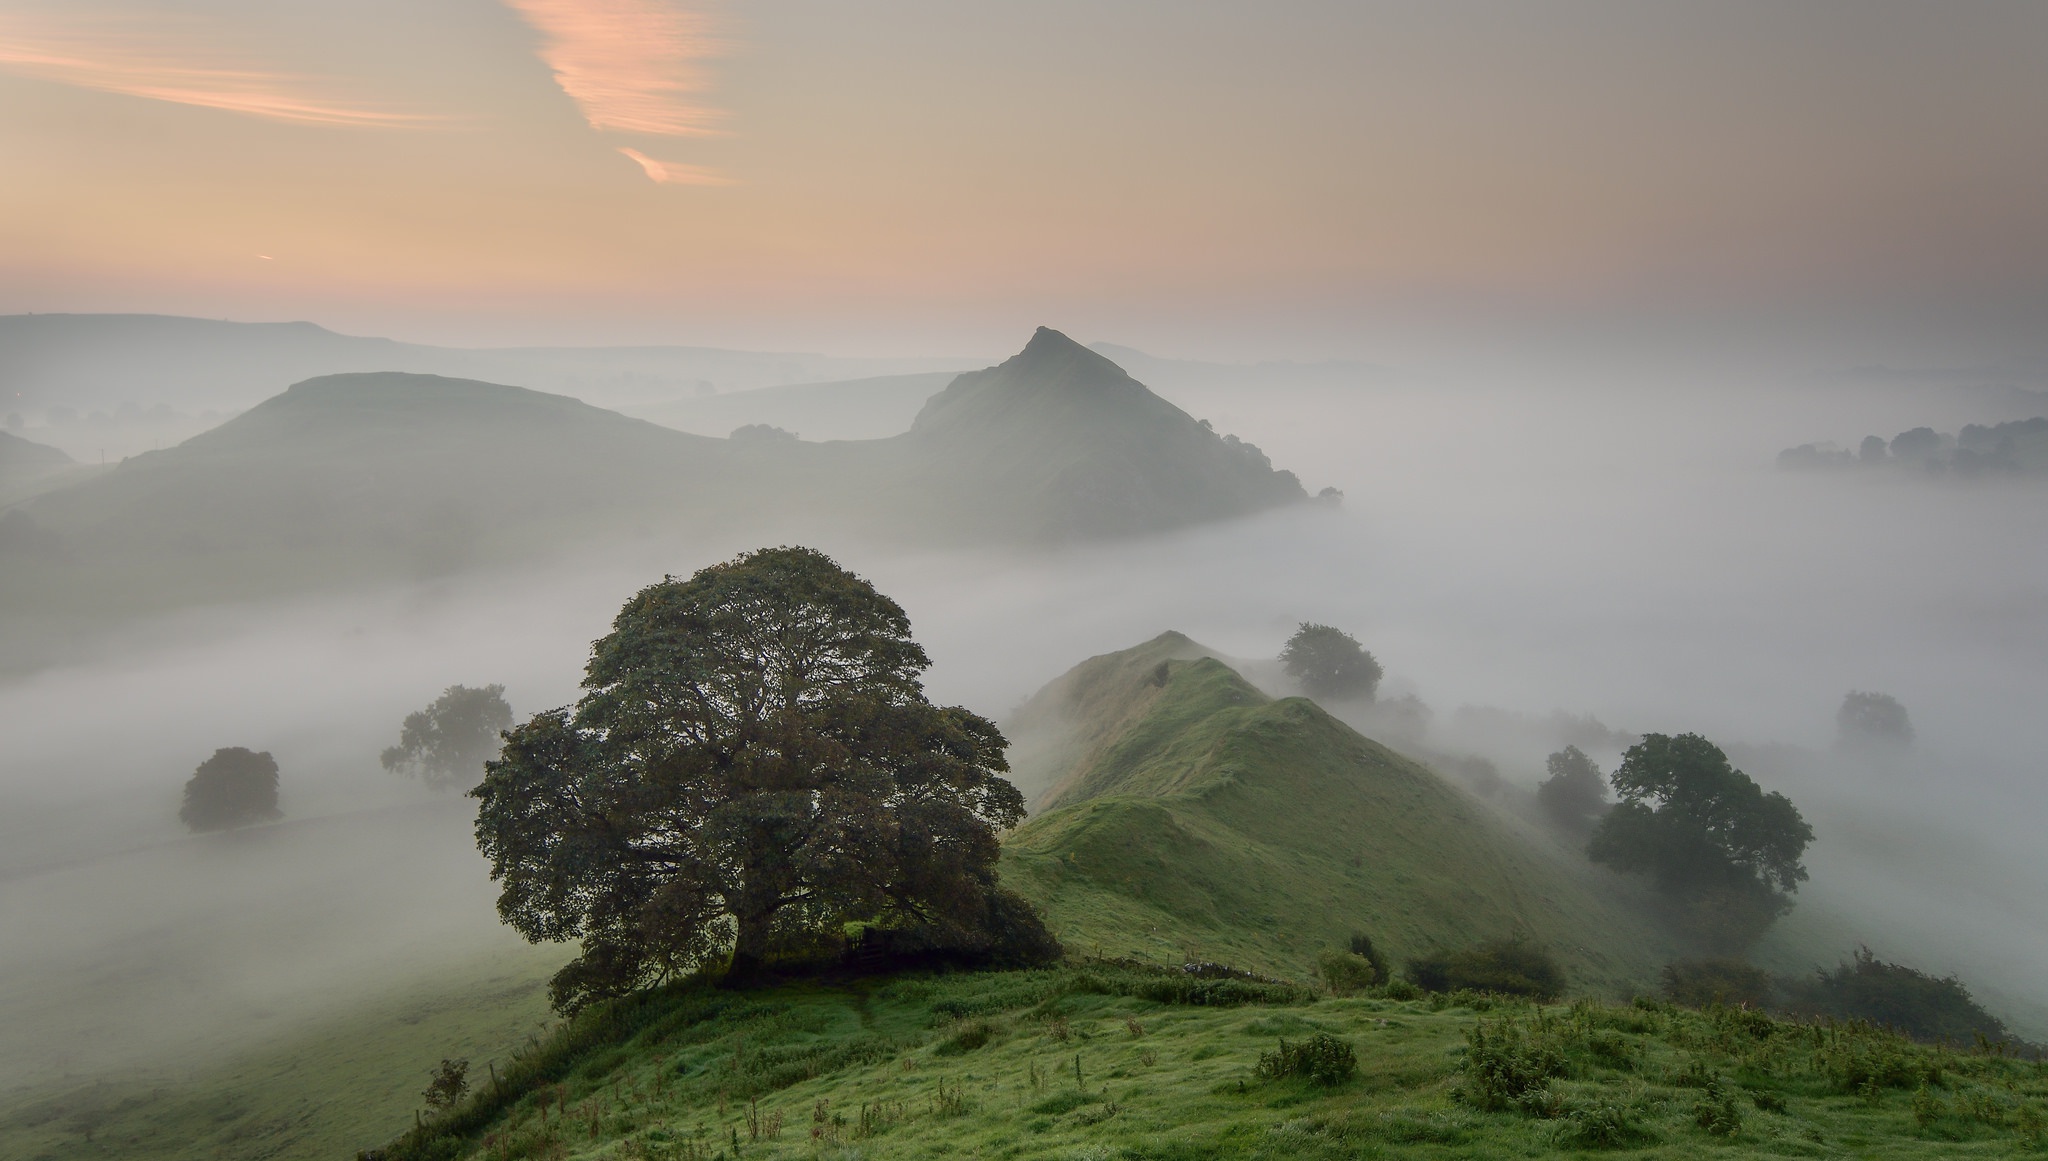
left=999, top=635, right=1682, bottom=994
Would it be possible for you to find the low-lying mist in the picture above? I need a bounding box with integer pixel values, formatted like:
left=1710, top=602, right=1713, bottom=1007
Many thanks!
left=4, top=347, right=2045, bottom=1094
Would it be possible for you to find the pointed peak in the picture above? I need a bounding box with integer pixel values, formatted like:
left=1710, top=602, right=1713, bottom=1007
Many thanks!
left=1005, top=326, right=1131, bottom=379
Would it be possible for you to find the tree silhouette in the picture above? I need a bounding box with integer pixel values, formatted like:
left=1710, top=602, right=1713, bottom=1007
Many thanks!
left=1836, top=691, right=1913, bottom=752
left=1279, top=622, right=1383, bottom=701
left=1587, top=733, right=1812, bottom=951
left=1536, top=745, right=1608, bottom=830
left=382, top=684, right=514, bottom=791
left=180, top=747, right=282, bottom=833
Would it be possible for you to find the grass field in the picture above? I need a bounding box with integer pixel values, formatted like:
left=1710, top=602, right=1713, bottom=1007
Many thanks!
left=372, top=962, right=2048, bottom=1160
left=0, top=944, right=565, bottom=1161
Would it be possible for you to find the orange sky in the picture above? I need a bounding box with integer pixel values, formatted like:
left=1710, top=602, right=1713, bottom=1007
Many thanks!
left=2, top=0, right=2045, bottom=356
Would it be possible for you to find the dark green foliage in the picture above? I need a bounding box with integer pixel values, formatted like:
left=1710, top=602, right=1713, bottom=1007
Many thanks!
left=1789, top=946, right=2018, bottom=1046
left=421, top=1059, right=468, bottom=1112
left=1661, top=958, right=1773, bottom=1009
left=471, top=546, right=1048, bottom=1012
left=1278, top=622, right=1382, bottom=701
left=1255, top=1033, right=1357, bottom=1085
left=1459, top=1018, right=1566, bottom=1112
left=1836, top=690, right=1914, bottom=751
left=1535, top=745, right=1606, bottom=830
left=1692, top=1074, right=1744, bottom=1136
left=1347, top=932, right=1390, bottom=985
left=1407, top=938, right=1565, bottom=999
left=381, top=684, right=513, bottom=791
left=1586, top=732, right=1812, bottom=950
left=1318, top=933, right=1389, bottom=996
left=178, top=746, right=282, bottom=833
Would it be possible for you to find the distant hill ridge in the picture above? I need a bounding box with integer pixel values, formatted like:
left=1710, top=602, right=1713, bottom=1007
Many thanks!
left=999, top=633, right=1681, bottom=993
left=1, top=333, right=1311, bottom=647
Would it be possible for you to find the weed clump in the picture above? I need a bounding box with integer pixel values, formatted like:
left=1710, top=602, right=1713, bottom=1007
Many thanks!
left=1692, top=1075, right=1744, bottom=1136
left=1458, top=1017, right=1567, bottom=1113
left=1255, top=1033, right=1358, bottom=1085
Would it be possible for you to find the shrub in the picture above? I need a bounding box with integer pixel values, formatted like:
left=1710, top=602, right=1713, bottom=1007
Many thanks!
left=1787, top=946, right=2019, bottom=1047
left=1692, top=1076, right=1743, bottom=1137
left=1407, top=938, right=1565, bottom=999
left=1348, top=932, right=1390, bottom=984
left=1661, top=958, right=1772, bottom=1009
left=1317, top=951, right=1380, bottom=997
left=1459, top=1018, right=1566, bottom=1112
left=1255, top=1034, right=1358, bottom=1085
left=422, top=1059, right=469, bottom=1112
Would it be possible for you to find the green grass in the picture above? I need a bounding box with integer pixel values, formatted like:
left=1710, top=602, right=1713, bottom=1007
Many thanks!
left=0, top=946, right=565, bottom=1161
left=1001, top=648, right=1686, bottom=993
left=372, top=963, right=2048, bottom=1160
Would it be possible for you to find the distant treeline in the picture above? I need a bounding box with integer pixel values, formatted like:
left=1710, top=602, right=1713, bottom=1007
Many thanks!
left=1780, top=417, right=2048, bottom=476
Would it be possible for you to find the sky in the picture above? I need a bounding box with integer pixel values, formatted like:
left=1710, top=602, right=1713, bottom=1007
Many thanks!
left=2, top=0, right=2046, bottom=357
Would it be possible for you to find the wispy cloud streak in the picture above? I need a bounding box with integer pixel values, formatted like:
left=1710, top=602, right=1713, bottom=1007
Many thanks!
left=504, top=0, right=727, bottom=137
left=617, top=146, right=732, bottom=185
left=0, top=14, right=440, bottom=128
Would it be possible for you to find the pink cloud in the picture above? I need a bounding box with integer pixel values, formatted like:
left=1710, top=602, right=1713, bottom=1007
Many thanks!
left=504, top=0, right=727, bottom=137
left=0, top=13, right=442, bottom=128
left=617, top=146, right=733, bottom=186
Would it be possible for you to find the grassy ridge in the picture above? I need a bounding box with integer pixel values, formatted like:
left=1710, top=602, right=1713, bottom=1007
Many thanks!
left=1000, top=647, right=1684, bottom=993
left=374, top=963, right=2048, bottom=1160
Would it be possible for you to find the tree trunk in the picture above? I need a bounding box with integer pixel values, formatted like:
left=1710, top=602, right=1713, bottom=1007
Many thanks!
left=726, top=888, right=779, bottom=985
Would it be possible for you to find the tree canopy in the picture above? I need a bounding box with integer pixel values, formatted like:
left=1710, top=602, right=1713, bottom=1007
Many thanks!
left=1536, top=745, right=1608, bottom=830
left=1586, top=733, right=1813, bottom=950
left=473, top=546, right=1055, bottom=1011
left=180, top=747, right=282, bottom=833
left=1836, top=690, right=1913, bottom=751
left=382, top=683, right=514, bottom=791
left=1278, top=622, right=1383, bottom=701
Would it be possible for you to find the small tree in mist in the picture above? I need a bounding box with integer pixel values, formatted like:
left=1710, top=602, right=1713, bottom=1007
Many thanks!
left=1537, top=745, right=1608, bottom=831
left=179, top=747, right=282, bottom=833
left=382, top=684, right=513, bottom=792
left=1835, top=691, right=1913, bottom=752
left=472, top=546, right=1057, bottom=1012
left=1279, top=622, right=1383, bottom=701
left=1586, top=733, right=1813, bottom=952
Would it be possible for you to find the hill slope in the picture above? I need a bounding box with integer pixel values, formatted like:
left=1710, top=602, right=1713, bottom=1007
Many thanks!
left=999, top=635, right=1684, bottom=995
left=362, top=964, right=2048, bottom=1161
left=11, top=373, right=737, bottom=604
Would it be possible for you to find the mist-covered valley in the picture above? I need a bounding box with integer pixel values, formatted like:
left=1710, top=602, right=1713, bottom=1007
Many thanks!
left=6, top=325, right=2046, bottom=1134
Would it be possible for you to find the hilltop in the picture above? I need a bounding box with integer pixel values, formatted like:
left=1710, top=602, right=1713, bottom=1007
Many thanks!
left=999, top=634, right=1682, bottom=993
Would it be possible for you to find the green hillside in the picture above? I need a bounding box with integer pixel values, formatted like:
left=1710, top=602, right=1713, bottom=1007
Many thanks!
left=999, top=635, right=1685, bottom=995
left=366, top=963, right=2048, bottom=1161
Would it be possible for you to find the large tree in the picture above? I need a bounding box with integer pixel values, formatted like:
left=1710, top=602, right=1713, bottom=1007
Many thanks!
left=180, top=747, right=282, bottom=833
left=1279, top=622, right=1383, bottom=701
left=473, top=546, right=1053, bottom=1011
left=1587, top=733, right=1813, bottom=950
left=381, top=683, right=514, bottom=791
